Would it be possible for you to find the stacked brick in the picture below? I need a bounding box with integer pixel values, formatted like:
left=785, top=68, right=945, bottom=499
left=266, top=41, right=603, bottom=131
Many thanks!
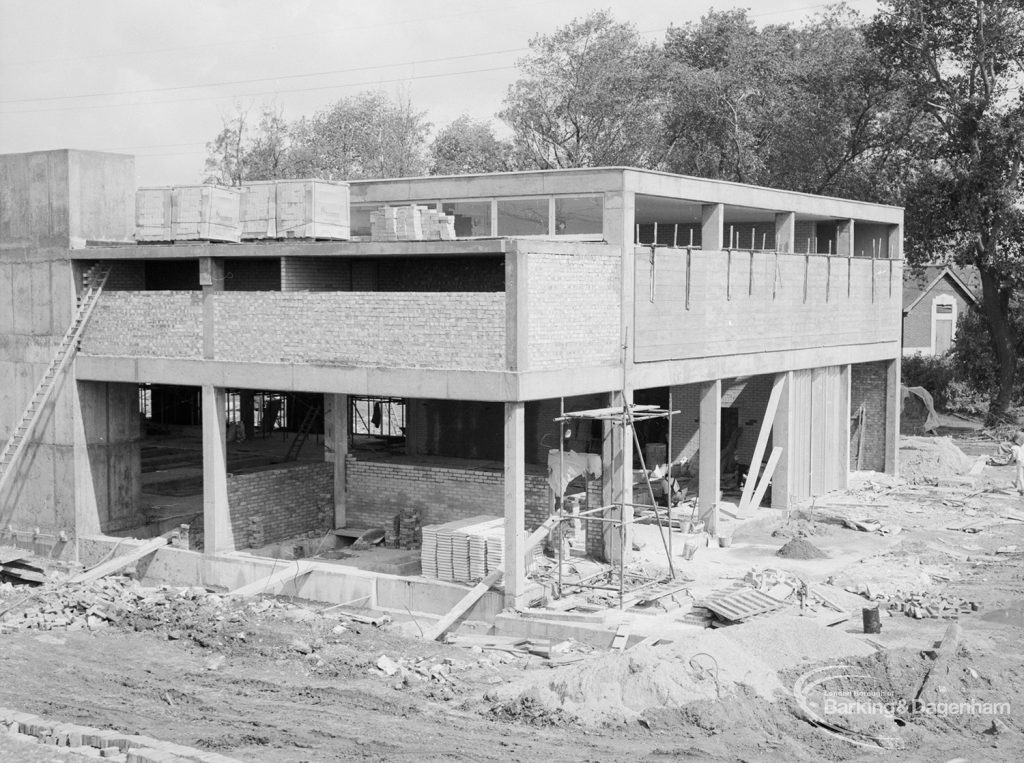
left=369, top=205, right=456, bottom=241
left=0, top=706, right=241, bottom=763
left=397, top=506, right=421, bottom=549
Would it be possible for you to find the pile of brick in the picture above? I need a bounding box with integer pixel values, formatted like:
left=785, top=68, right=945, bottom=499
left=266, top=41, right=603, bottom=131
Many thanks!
left=397, top=507, right=421, bottom=549
left=0, top=705, right=241, bottom=762
left=0, top=576, right=223, bottom=635
left=370, top=205, right=456, bottom=241
left=879, top=590, right=979, bottom=619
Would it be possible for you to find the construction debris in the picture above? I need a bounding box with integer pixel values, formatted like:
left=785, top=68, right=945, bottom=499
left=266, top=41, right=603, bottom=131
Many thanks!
left=776, top=537, right=827, bottom=559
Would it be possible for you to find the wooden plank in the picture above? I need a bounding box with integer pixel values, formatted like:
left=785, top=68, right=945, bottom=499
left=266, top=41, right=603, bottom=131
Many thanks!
left=610, top=623, right=631, bottom=651
left=739, top=375, right=785, bottom=511
left=69, top=533, right=173, bottom=584
left=749, top=447, right=782, bottom=510
left=423, top=515, right=558, bottom=641
left=229, top=560, right=314, bottom=596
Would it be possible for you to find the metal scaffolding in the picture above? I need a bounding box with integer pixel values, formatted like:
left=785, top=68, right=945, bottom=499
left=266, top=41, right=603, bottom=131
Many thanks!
left=550, top=399, right=679, bottom=608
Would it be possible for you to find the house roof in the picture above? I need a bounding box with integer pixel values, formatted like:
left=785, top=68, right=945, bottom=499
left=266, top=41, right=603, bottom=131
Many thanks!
left=903, top=265, right=981, bottom=313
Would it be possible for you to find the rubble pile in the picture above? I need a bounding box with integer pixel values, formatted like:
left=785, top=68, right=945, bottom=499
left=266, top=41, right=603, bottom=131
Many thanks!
left=878, top=590, right=978, bottom=619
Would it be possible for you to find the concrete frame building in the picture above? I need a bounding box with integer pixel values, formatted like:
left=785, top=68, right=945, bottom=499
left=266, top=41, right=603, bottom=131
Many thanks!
left=0, top=149, right=903, bottom=609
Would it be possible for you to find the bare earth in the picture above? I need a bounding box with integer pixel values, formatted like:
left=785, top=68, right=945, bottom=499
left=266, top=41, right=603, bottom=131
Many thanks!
left=1, top=434, right=1023, bottom=762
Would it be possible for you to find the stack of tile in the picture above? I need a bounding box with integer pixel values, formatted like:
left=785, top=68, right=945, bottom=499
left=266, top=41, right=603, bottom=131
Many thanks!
left=369, top=205, right=457, bottom=241
left=421, top=524, right=439, bottom=578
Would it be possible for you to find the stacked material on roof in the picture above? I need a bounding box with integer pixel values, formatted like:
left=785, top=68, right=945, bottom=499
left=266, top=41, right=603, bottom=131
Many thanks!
left=369, top=204, right=456, bottom=241
left=136, top=186, right=242, bottom=243
left=135, top=179, right=350, bottom=242
left=421, top=516, right=539, bottom=584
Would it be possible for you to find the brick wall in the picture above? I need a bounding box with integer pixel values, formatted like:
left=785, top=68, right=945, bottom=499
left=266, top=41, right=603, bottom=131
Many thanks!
left=104, top=261, right=145, bottom=291
left=850, top=361, right=889, bottom=472
left=281, top=256, right=504, bottom=292
left=212, top=291, right=505, bottom=369
left=793, top=220, right=817, bottom=255
left=668, top=376, right=774, bottom=467
left=224, top=258, right=281, bottom=291
left=526, top=247, right=620, bottom=370
left=345, top=454, right=550, bottom=532
left=282, top=257, right=352, bottom=291
left=225, top=462, right=333, bottom=548
left=81, top=291, right=202, bottom=357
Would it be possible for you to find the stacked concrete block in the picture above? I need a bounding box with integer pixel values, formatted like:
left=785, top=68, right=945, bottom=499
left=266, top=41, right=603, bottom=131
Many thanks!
left=135, top=185, right=241, bottom=243
left=238, top=180, right=277, bottom=239
left=369, top=205, right=456, bottom=241
left=275, top=179, right=350, bottom=239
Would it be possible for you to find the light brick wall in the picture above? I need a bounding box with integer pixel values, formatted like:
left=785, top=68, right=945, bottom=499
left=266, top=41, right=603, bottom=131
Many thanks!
left=526, top=248, right=620, bottom=370
left=212, top=291, right=505, bottom=368
left=668, top=375, right=774, bottom=467
left=345, top=455, right=550, bottom=532
left=81, top=291, right=202, bottom=357
left=226, top=462, right=333, bottom=548
left=850, top=361, right=888, bottom=472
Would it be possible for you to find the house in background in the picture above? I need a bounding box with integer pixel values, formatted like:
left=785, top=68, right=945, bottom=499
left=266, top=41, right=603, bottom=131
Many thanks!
left=902, top=265, right=980, bottom=356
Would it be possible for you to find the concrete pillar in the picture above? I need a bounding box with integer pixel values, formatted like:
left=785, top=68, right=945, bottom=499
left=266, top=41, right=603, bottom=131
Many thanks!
left=201, top=257, right=224, bottom=359
left=884, top=358, right=900, bottom=475
left=840, top=365, right=851, bottom=491
left=701, top=203, right=724, bottom=251
left=202, top=385, right=233, bottom=555
left=601, top=390, right=633, bottom=563
left=775, top=212, right=795, bottom=253
left=771, top=372, right=793, bottom=510
left=698, top=380, right=721, bottom=535
left=887, top=224, right=902, bottom=259
left=503, top=401, right=526, bottom=608
left=326, top=394, right=349, bottom=528
left=837, top=219, right=854, bottom=257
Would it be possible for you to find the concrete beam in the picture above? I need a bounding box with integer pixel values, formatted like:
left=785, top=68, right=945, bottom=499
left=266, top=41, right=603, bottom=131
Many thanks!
left=328, top=394, right=349, bottom=528
left=698, top=380, right=721, bottom=535
left=503, top=401, right=526, bottom=608
left=79, top=239, right=510, bottom=261
left=837, top=219, right=854, bottom=257
left=885, top=358, right=900, bottom=475
left=701, top=204, right=724, bottom=252
left=202, top=385, right=233, bottom=555
left=771, top=372, right=793, bottom=510
left=775, top=212, right=795, bottom=253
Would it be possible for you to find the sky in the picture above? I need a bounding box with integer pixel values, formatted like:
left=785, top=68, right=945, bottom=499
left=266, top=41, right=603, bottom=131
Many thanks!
left=0, top=0, right=880, bottom=186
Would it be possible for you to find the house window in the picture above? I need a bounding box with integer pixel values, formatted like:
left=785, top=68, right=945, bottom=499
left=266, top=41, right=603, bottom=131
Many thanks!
left=932, top=297, right=957, bottom=355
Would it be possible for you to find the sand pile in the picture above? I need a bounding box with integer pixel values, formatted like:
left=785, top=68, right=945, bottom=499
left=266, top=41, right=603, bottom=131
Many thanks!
left=777, top=537, right=827, bottom=559
left=488, top=631, right=783, bottom=727
left=899, top=436, right=975, bottom=482
left=723, top=615, right=876, bottom=672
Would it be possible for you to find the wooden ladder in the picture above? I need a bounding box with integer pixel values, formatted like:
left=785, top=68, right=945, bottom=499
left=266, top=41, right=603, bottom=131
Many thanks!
left=0, top=263, right=112, bottom=509
left=281, top=400, right=322, bottom=462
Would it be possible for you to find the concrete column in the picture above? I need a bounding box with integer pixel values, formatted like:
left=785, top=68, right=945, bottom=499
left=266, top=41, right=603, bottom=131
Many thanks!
left=887, top=224, right=902, bottom=259
left=884, top=358, right=900, bottom=475
left=202, top=384, right=233, bottom=555
left=775, top=212, right=795, bottom=253
left=503, top=401, right=526, bottom=608
left=837, top=219, right=854, bottom=257
left=840, top=365, right=851, bottom=491
left=601, top=390, right=633, bottom=563
left=201, top=257, right=224, bottom=359
left=327, top=394, right=349, bottom=528
left=771, top=372, right=793, bottom=509
left=701, top=203, right=724, bottom=251
left=698, top=380, right=721, bottom=535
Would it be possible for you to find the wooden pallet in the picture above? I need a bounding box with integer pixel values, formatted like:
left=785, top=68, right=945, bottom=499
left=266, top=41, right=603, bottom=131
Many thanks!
left=701, top=587, right=785, bottom=622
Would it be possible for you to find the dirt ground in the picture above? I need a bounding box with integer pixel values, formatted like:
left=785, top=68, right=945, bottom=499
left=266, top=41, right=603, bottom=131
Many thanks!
left=2, top=431, right=1023, bottom=762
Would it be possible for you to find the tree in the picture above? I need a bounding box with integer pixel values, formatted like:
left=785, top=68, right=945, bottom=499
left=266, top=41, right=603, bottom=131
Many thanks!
left=499, top=11, right=666, bottom=169
left=204, top=108, right=249, bottom=185
left=288, top=91, right=431, bottom=180
left=661, top=8, right=912, bottom=199
left=869, top=0, right=1024, bottom=417
left=429, top=116, right=512, bottom=175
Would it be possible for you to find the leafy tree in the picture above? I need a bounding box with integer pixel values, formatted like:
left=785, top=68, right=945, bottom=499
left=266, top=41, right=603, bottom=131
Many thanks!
left=661, top=8, right=912, bottom=199
left=204, top=108, right=249, bottom=185
left=289, top=91, right=431, bottom=180
left=499, top=11, right=666, bottom=169
left=869, top=0, right=1024, bottom=417
left=429, top=116, right=512, bottom=175
left=204, top=106, right=293, bottom=184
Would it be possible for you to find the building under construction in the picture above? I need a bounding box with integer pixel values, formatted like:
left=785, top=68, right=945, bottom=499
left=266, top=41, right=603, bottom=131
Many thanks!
left=0, top=149, right=902, bottom=616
